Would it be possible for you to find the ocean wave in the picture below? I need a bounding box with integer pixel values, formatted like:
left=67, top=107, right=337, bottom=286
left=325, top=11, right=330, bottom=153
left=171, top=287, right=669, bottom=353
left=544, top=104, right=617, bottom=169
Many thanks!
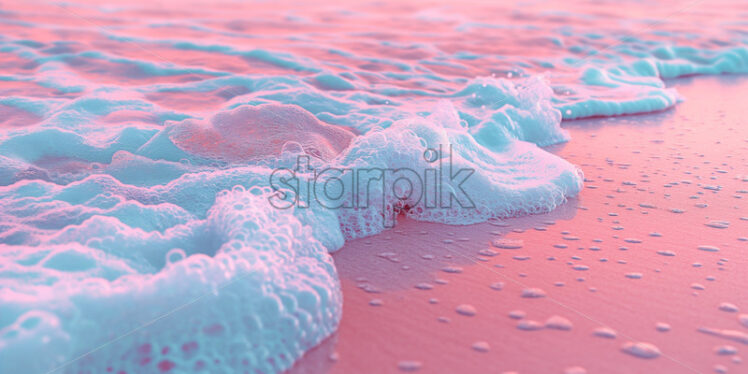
left=0, top=1, right=746, bottom=372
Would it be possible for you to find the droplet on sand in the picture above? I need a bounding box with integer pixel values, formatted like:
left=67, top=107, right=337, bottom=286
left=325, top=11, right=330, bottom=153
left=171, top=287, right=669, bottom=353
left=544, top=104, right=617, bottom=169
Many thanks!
left=492, top=239, right=524, bottom=249
left=546, top=315, right=573, bottom=331
left=517, top=320, right=544, bottom=331
left=655, top=322, right=671, bottom=332
left=705, top=220, right=730, bottom=229
left=593, top=327, right=617, bottom=339
left=414, top=283, right=433, bottom=290
left=719, top=302, right=739, bottom=313
left=441, top=266, right=463, bottom=273
left=456, top=304, right=476, bottom=316
left=472, top=341, right=490, bottom=352
left=490, top=282, right=505, bottom=290
left=698, top=245, right=720, bottom=252
left=521, top=288, right=546, bottom=298
left=478, top=249, right=499, bottom=257
left=738, top=314, right=748, bottom=328
left=398, top=360, right=423, bottom=372
left=697, top=327, right=748, bottom=345
left=715, top=345, right=737, bottom=355
left=621, top=342, right=661, bottom=359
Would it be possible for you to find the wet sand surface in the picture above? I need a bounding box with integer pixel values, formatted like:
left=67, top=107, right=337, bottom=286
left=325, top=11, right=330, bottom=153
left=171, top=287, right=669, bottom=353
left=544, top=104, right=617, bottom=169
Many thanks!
left=290, top=76, right=748, bottom=374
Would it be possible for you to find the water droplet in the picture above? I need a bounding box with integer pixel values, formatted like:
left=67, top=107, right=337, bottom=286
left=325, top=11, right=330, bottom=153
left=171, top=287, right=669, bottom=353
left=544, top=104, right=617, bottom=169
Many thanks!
left=456, top=304, right=476, bottom=316
left=698, top=245, right=720, bottom=252
left=546, top=315, right=573, bottom=331
left=472, top=341, right=490, bottom=352
left=705, top=220, right=730, bottom=229
left=719, top=302, right=739, bottom=313
left=715, top=345, right=737, bottom=355
left=656, top=322, right=671, bottom=332
left=517, top=320, right=544, bottom=331
left=414, top=283, right=434, bottom=290
left=697, top=327, right=748, bottom=345
left=489, top=282, right=504, bottom=290
left=398, top=360, right=422, bottom=372
left=492, top=239, right=524, bottom=249
left=593, top=327, right=617, bottom=339
left=441, top=266, right=463, bottom=274
left=738, top=314, right=748, bottom=328
left=521, top=288, right=546, bottom=298
left=478, top=249, right=498, bottom=257
left=621, top=342, right=661, bottom=359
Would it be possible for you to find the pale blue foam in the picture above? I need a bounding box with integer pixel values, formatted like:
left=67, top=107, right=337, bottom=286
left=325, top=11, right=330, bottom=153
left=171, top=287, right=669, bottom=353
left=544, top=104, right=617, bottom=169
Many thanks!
left=0, top=4, right=746, bottom=373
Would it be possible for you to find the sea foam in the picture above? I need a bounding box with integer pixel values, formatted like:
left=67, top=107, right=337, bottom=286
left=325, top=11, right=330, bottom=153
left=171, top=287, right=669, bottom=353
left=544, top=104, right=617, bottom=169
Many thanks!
left=0, top=1, right=746, bottom=372
left=0, top=80, right=582, bottom=373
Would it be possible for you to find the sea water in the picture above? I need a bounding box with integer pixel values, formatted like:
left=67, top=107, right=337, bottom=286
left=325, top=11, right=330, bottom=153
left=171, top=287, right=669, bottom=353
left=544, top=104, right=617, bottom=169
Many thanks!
left=0, top=0, right=746, bottom=372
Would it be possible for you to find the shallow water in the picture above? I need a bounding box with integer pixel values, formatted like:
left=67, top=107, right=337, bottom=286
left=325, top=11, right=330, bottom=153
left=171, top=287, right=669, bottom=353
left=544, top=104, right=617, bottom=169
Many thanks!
left=305, top=75, right=748, bottom=374
left=0, top=1, right=746, bottom=373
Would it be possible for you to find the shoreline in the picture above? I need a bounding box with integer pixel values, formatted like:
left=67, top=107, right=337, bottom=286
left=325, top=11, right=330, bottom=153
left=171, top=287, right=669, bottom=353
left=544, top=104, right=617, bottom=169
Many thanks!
left=289, top=74, right=748, bottom=374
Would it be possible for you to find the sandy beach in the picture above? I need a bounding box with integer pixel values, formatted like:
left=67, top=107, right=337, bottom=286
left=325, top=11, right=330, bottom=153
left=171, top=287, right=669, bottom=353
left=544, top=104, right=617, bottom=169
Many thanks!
left=1, top=1, right=746, bottom=373
left=290, top=75, right=748, bottom=374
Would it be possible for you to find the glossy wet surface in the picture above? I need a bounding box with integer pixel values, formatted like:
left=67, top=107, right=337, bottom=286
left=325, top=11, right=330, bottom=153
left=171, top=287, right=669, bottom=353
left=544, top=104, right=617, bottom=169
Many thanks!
left=1, top=1, right=746, bottom=372
left=292, top=76, right=748, bottom=374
